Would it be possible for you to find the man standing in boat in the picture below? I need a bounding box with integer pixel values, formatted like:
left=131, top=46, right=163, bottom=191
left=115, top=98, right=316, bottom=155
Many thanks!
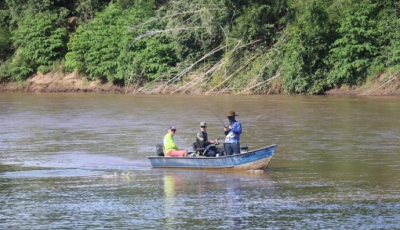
left=164, top=126, right=188, bottom=157
left=224, top=111, right=242, bottom=155
left=196, top=122, right=220, bottom=157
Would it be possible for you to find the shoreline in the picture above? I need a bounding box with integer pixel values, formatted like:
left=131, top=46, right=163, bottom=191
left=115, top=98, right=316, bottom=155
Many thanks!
left=1, top=71, right=399, bottom=96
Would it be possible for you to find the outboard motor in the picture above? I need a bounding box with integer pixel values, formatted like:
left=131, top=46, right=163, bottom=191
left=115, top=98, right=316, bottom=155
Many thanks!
left=156, top=143, right=164, bottom=156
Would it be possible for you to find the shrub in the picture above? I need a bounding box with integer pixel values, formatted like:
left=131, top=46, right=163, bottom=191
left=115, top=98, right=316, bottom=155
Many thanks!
left=281, top=0, right=333, bottom=94
left=66, top=2, right=179, bottom=84
left=0, top=27, right=11, bottom=61
left=327, top=1, right=380, bottom=87
left=10, top=10, right=67, bottom=80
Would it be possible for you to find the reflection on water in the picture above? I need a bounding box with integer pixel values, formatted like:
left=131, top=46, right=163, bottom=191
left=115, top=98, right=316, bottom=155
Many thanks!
left=160, top=170, right=276, bottom=229
left=1, top=93, right=400, bottom=229
left=163, top=174, right=178, bottom=228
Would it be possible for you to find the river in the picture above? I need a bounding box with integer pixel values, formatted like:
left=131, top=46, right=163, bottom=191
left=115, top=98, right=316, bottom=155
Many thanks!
left=1, top=93, right=399, bottom=229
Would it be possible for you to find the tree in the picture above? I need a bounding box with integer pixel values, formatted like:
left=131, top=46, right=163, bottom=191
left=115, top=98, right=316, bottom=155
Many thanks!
left=376, top=1, right=400, bottom=72
left=327, top=1, right=380, bottom=87
left=65, top=3, right=127, bottom=81
left=281, top=0, right=333, bottom=94
left=10, top=10, right=67, bottom=80
left=0, top=27, right=11, bottom=61
left=65, top=1, right=178, bottom=84
left=74, top=0, right=110, bottom=23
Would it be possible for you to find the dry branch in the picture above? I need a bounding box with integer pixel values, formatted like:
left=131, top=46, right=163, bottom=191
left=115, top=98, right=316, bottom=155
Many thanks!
left=133, top=27, right=206, bottom=42
left=205, top=53, right=260, bottom=95
left=159, top=44, right=229, bottom=93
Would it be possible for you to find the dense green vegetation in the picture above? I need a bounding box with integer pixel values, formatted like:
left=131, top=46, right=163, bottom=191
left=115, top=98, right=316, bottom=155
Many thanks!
left=0, top=0, right=399, bottom=94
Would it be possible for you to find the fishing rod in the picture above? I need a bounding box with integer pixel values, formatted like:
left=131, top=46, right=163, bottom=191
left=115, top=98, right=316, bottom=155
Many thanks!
left=206, top=108, right=227, bottom=128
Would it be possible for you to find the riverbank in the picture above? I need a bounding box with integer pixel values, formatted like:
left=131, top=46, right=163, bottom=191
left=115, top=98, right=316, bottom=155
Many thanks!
left=1, top=70, right=399, bottom=96
left=0, top=71, right=124, bottom=93
left=324, top=74, right=400, bottom=96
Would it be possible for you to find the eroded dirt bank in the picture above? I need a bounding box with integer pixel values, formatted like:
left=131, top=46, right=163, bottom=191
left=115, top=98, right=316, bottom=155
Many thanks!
left=0, top=71, right=124, bottom=93
left=1, top=71, right=399, bottom=96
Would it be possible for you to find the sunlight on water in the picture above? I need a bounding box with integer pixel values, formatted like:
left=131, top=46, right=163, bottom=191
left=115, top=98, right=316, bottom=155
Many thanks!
left=1, top=169, right=102, bottom=178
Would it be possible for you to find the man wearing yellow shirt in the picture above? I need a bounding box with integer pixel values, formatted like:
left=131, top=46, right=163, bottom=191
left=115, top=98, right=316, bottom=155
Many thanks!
left=163, top=126, right=188, bottom=157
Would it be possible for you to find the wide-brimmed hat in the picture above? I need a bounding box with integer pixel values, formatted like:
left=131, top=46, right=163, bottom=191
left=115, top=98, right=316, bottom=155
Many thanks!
left=200, top=122, right=207, bottom=127
left=227, top=111, right=238, bottom=117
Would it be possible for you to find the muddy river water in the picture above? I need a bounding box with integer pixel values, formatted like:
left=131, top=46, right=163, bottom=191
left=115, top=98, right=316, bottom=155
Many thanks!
left=1, top=93, right=399, bottom=229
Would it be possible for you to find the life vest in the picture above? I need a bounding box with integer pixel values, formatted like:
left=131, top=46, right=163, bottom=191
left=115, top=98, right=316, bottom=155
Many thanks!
left=196, top=131, right=209, bottom=148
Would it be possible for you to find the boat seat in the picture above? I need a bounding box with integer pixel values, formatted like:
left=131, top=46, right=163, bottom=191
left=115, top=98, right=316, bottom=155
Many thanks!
left=240, top=146, right=249, bottom=153
left=192, top=143, right=205, bottom=155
